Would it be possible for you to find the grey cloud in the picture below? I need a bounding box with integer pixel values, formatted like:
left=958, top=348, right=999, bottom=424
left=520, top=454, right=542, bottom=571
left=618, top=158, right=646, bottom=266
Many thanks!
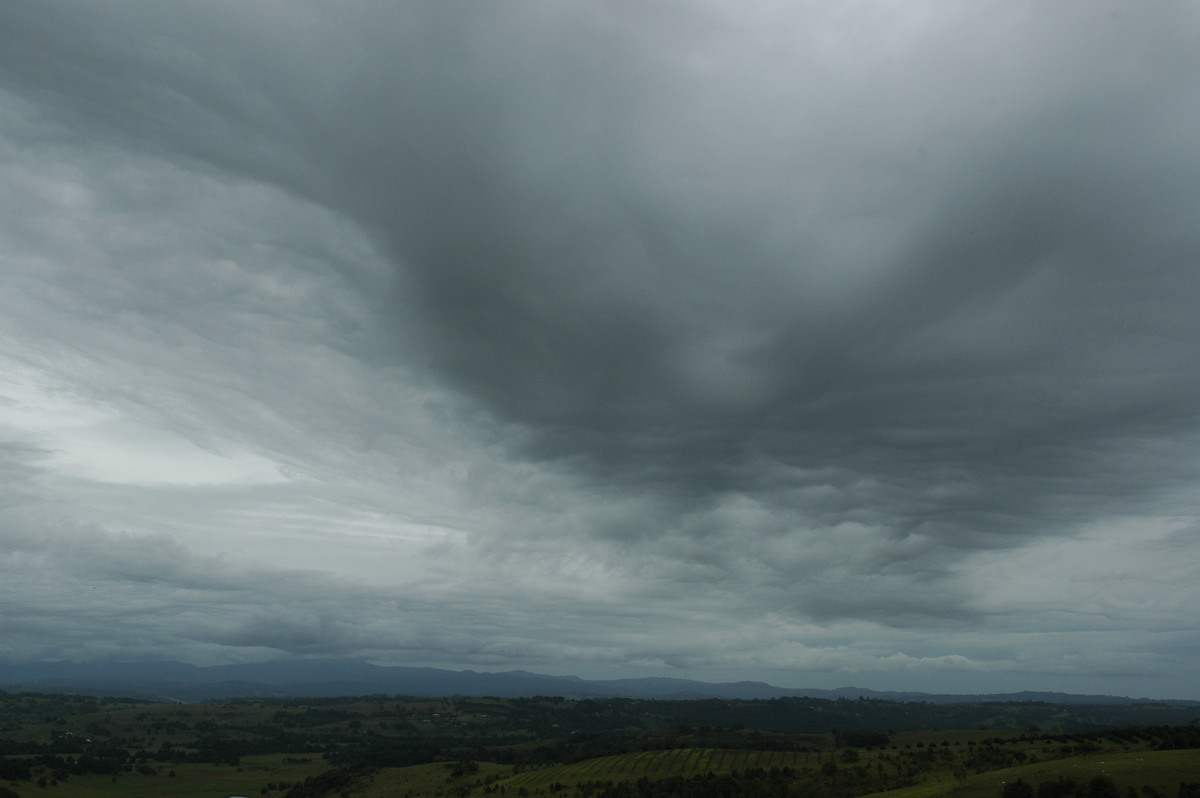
left=0, top=518, right=422, bottom=661
left=2, top=0, right=1200, bottom=695
left=0, top=442, right=48, bottom=505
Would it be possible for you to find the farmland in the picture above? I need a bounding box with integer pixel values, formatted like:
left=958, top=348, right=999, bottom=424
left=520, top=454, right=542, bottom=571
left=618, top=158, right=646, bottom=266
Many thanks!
left=0, top=690, right=1196, bottom=798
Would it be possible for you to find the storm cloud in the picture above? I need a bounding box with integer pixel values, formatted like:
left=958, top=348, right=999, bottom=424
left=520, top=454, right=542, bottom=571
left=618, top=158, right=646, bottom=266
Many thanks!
left=2, top=1, right=1199, bottom=697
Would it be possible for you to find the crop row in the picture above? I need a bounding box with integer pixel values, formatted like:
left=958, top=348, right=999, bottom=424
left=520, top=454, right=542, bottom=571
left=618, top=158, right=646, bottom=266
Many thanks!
left=502, top=748, right=813, bottom=789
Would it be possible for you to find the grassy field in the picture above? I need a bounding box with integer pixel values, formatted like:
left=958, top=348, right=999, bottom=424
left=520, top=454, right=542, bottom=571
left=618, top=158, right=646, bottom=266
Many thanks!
left=353, top=747, right=848, bottom=797
left=865, top=748, right=1200, bottom=798
left=5, top=753, right=329, bottom=798
left=11, top=743, right=1199, bottom=798
left=3, top=692, right=1196, bottom=798
left=342, top=741, right=1200, bottom=798
left=348, top=761, right=514, bottom=798
left=497, top=746, right=818, bottom=791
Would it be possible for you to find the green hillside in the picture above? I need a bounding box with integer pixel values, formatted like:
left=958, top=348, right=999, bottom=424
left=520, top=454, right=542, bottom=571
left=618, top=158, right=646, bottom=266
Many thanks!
left=2, top=691, right=1197, bottom=798
left=869, top=749, right=1200, bottom=798
left=334, top=740, right=1200, bottom=798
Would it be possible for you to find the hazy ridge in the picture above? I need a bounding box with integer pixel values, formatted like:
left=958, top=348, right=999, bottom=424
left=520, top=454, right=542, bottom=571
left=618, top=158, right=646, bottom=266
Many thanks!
left=2, top=659, right=1196, bottom=705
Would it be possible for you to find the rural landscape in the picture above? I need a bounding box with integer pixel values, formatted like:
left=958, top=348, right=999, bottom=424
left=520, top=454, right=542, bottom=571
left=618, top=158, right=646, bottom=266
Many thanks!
left=4, top=4, right=1200, bottom=798
left=1, top=682, right=1198, bottom=798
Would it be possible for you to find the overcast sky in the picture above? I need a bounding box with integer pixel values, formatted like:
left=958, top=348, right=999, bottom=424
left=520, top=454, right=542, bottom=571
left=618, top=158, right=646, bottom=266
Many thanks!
left=2, top=1, right=1199, bottom=699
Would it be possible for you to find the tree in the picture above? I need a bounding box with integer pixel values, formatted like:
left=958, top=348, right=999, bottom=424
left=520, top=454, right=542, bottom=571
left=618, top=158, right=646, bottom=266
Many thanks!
left=1003, top=779, right=1034, bottom=798
left=1088, top=775, right=1119, bottom=798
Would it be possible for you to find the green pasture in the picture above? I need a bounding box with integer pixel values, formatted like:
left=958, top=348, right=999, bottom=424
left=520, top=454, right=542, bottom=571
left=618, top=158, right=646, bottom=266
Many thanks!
left=352, top=761, right=513, bottom=798
left=498, top=747, right=817, bottom=791
left=349, top=742, right=1199, bottom=798
left=350, top=749, right=825, bottom=798
left=866, top=748, right=1200, bottom=798
left=9, top=753, right=328, bottom=798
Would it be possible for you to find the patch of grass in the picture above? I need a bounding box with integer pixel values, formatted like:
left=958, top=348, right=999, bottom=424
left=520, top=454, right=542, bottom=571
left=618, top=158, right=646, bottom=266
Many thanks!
left=18, top=765, right=249, bottom=798
left=866, top=749, right=1200, bottom=798
left=18, top=755, right=328, bottom=798
left=496, top=747, right=816, bottom=792
left=348, top=761, right=512, bottom=798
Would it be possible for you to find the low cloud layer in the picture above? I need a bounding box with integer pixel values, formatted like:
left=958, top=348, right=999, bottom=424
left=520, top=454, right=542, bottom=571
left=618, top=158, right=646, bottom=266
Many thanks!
left=2, top=1, right=1199, bottom=697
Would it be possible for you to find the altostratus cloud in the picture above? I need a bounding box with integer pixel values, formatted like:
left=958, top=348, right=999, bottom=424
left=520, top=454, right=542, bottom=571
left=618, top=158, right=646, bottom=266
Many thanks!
left=0, top=0, right=1199, bottom=697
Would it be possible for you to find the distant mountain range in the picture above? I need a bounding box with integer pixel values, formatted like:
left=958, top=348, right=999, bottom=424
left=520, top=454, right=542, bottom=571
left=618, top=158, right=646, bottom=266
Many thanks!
left=1, top=659, right=1195, bottom=706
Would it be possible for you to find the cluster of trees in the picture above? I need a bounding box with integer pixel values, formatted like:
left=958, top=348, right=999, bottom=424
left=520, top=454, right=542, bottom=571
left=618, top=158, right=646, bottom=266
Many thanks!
left=2, top=690, right=1198, bottom=798
left=520, top=764, right=883, bottom=798
left=1002, top=776, right=1200, bottom=798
